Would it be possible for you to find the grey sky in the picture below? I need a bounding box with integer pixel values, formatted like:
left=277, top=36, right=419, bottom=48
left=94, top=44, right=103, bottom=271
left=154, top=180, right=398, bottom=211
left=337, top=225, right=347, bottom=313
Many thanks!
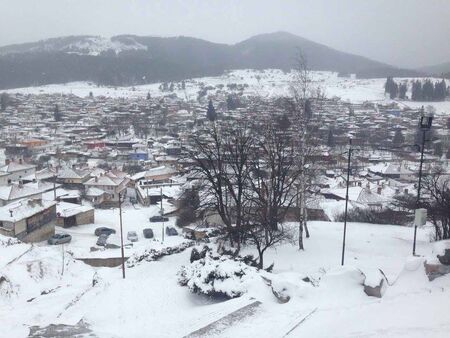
left=1, top=0, right=449, bottom=68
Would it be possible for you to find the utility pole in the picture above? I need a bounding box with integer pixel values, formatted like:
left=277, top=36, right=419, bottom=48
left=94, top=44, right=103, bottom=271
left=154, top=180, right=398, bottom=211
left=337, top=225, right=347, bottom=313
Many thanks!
left=119, top=193, right=126, bottom=279
left=53, top=173, right=57, bottom=201
left=160, top=187, right=165, bottom=244
left=341, top=138, right=352, bottom=266
left=61, top=243, right=65, bottom=276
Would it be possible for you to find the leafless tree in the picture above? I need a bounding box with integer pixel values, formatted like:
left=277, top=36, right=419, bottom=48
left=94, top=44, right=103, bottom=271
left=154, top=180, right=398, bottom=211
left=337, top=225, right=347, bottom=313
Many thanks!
left=245, top=123, right=298, bottom=267
left=421, top=169, right=450, bottom=240
left=188, top=122, right=255, bottom=252
left=288, top=51, right=321, bottom=249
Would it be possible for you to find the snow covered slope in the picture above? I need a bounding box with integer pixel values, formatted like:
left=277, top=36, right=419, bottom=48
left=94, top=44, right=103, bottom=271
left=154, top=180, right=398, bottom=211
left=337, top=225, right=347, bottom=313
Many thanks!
left=0, top=35, right=147, bottom=56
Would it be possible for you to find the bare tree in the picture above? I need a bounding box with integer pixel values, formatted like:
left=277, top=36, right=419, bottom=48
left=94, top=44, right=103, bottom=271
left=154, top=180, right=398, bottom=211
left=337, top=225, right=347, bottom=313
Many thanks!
left=421, top=169, right=450, bottom=240
left=245, top=123, right=298, bottom=267
left=189, top=122, right=254, bottom=252
left=288, top=51, right=319, bottom=249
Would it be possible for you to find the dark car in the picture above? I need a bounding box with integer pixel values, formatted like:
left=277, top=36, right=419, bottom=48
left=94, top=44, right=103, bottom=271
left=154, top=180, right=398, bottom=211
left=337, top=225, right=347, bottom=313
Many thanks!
left=96, top=234, right=109, bottom=246
left=165, top=227, right=178, bottom=236
left=149, top=215, right=169, bottom=222
left=143, top=228, right=154, bottom=239
left=95, top=227, right=116, bottom=236
left=48, top=233, right=72, bottom=245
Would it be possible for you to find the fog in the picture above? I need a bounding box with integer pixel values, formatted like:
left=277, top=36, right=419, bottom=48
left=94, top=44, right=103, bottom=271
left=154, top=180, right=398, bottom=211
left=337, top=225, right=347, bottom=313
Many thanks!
left=1, top=0, right=449, bottom=68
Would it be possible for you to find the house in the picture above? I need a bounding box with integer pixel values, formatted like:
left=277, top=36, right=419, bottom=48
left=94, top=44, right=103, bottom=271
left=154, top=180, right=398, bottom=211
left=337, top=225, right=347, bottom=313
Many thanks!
left=0, top=172, right=9, bottom=186
left=0, top=198, right=57, bottom=242
left=132, top=166, right=178, bottom=185
left=22, top=167, right=58, bottom=184
left=0, top=159, right=36, bottom=183
left=57, top=167, right=91, bottom=187
left=84, top=172, right=129, bottom=207
left=56, top=202, right=95, bottom=227
left=0, top=184, right=43, bottom=206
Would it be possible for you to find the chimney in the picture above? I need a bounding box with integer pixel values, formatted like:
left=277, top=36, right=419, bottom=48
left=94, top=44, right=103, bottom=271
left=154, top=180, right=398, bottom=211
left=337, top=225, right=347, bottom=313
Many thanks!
left=9, top=209, right=13, bottom=217
left=19, top=158, right=23, bottom=164
left=18, top=181, right=23, bottom=188
left=5, top=159, right=10, bottom=165
left=377, top=187, right=382, bottom=195
left=95, top=176, right=98, bottom=182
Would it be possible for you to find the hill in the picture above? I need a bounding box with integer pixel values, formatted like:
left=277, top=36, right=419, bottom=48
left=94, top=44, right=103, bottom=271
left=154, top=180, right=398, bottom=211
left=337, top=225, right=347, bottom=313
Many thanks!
left=0, top=32, right=420, bottom=89
left=418, top=61, right=450, bottom=78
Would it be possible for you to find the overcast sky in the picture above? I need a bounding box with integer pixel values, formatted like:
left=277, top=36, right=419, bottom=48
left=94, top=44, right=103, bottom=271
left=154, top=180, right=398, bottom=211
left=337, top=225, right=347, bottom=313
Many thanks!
left=1, top=0, right=449, bottom=68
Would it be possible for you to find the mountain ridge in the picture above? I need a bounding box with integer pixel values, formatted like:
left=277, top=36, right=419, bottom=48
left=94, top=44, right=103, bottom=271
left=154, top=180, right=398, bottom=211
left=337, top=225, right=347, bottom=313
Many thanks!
left=0, top=32, right=422, bottom=89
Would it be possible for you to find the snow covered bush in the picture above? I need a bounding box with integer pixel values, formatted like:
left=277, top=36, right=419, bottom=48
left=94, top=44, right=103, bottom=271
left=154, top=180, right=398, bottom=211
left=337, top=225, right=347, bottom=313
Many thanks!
left=178, top=248, right=259, bottom=299
left=127, top=241, right=195, bottom=267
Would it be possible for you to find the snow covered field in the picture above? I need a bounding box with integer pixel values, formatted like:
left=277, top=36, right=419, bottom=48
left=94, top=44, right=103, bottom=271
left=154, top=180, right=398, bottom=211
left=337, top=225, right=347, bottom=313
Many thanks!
left=2, top=214, right=450, bottom=338
left=5, top=69, right=450, bottom=115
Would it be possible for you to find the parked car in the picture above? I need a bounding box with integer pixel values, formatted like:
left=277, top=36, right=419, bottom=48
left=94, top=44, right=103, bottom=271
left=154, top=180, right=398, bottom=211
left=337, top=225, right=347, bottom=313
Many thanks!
left=165, top=227, right=178, bottom=236
left=149, top=215, right=169, bottom=222
left=127, top=231, right=138, bottom=242
left=143, top=228, right=154, bottom=239
left=96, top=234, right=109, bottom=246
left=95, top=227, right=116, bottom=236
left=47, top=233, right=72, bottom=245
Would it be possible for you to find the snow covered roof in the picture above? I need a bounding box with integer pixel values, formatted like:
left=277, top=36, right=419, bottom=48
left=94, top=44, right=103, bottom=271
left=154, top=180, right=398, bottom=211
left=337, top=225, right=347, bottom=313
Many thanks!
left=85, top=187, right=107, bottom=197
left=57, top=167, right=91, bottom=179
left=0, top=161, right=36, bottom=173
left=0, top=199, right=56, bottom=222
left=56, top=201, right=93, bottom=218
left=22, top=167, right=57, bottom=181
left=131, top=166, right=178, bottom=181
left=85, top=174, right=128, bottom=187
left=0, top=185, right=42, bottom=201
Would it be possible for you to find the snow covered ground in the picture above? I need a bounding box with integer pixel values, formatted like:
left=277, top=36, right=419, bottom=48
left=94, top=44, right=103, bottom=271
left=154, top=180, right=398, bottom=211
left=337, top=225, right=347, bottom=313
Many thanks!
left=2, top=216, right=450, bottom=338
left=5, top=69, right=450, bottom=115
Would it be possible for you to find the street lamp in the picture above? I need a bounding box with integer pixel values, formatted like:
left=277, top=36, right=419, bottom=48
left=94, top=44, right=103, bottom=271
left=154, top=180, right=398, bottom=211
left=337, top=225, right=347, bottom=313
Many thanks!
left=118, top=191, right=126, bottom=279
left=412, top=114, right=433, bottom=256
left=341, top=137, right=352, bottom=266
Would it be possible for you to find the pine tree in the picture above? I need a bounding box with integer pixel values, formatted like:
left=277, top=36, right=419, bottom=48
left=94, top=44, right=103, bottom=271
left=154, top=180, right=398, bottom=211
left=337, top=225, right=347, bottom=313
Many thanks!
left=389, top=81, right=399, bottom=99
left=0, top=92, right=9, bottom=111
left=146, top=92, right=151, bottom=100
left=327, top=128, right=336, bottom=147
left=206, top=99, right=216, bottom=121
left=392, top=129, right=405, bottom=146
left=53, top=104, right=62, bottom=122
left=422, top=79, right=434, bottom=101
left=399, top=82, right=407, bottom=99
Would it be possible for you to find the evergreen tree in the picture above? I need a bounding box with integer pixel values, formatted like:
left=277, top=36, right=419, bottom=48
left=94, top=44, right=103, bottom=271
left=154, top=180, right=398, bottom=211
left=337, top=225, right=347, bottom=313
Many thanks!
left=53, top=104, right=62, bottom=122
left=399, top=82, right=407, bottom=99
left=146, top=92, right=151, bottom=100
left=422, top=80, right=434, bottom=101
left=206, top=99, right=216, bottom=121
left=411, top=80, right=423, bottom=101
left=276, top=113, right=291, bottom=131
left=327, top=128, right=336, bottom=147
left=384, top=77, right=394, bottom=94
left=392, top=129, right=405, bottom=146
left=0, top=92, right=9, bottom=111
left=389, top=81, right=399, bottom=99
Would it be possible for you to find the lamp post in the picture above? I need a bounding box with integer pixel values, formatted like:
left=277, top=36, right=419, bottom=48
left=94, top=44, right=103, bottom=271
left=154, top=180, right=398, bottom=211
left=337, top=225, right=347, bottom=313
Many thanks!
left=160, top=187, right=165, bottom=244
left=119, top=192, right=126, bottom=279
left=412, top=114, right=433, bottom=256
left=341, top=137, right=352, bottom=266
